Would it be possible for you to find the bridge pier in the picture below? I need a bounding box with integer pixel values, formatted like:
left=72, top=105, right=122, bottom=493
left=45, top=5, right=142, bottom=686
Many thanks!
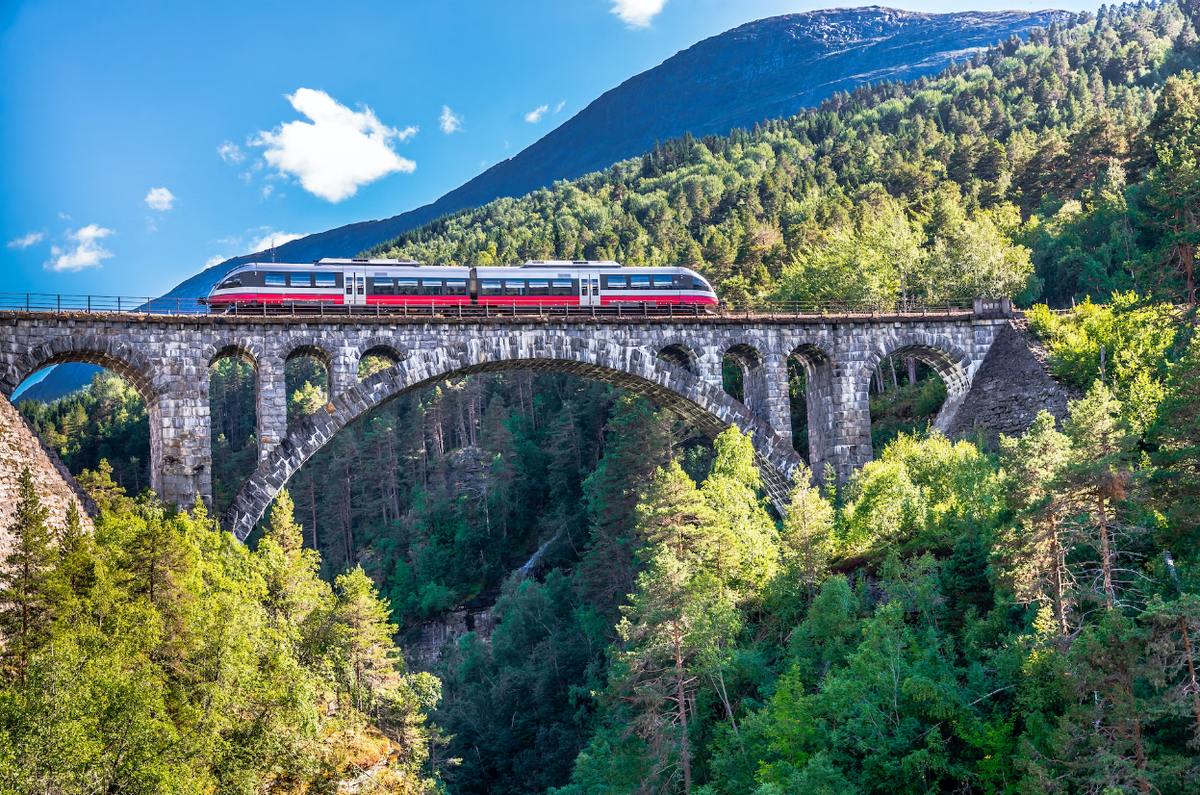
left=257, top=356, right=288, bottom=460
left=151, top=385, right=212, bottom=509
left=746, top=354, right=793, bottom=448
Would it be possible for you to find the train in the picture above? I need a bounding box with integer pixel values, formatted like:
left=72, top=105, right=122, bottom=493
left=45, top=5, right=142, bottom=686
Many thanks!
left=204, top=258, right=720, bottom=310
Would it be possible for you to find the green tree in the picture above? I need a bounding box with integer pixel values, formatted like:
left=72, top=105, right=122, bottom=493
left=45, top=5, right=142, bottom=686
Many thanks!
left=1141, top=71, right=1200, bottom=307
left=0, top=467, right=57, bottom=679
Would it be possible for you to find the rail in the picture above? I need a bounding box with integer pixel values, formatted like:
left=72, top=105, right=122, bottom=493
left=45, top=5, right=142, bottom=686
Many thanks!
left=0, top=293, right=1010, bottom=320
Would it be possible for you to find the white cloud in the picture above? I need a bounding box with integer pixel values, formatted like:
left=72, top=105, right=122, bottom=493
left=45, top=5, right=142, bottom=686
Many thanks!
left=204, top=254, right=227, bottom=269
left=252, top=88, right=416, bottom=202
left=218, top=141, right=244, bottom=164
left=7, top=231, right=45, bottom=249
left=245, top=230, right=305, bottom=254
left=45, top=224, right=114, bottom=272
left=262, top=185, right=274, bottom=199
left=439, top=105, right=463, bottom=134
left=611, top=0, right=667, bottom=27
left=144, top=187, right=176, bottom=211
left=555, top=101, right=566, bottom=113
left=525, top=104, right=549, bottom=123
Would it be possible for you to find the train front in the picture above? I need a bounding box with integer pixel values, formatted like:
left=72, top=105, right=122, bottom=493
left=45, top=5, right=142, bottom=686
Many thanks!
left=204, top=265, right=254, bottom=308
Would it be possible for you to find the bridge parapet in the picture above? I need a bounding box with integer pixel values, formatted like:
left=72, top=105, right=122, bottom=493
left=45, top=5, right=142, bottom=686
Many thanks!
left=1, top=303, right=1013, bottom=535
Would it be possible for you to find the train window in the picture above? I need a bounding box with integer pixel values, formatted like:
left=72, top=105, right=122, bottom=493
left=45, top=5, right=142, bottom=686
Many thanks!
left=528, top=280, right=550, bottom=296
left=630, top=275, right=651, bottom=289
left=605, top=274, right=627, bottom=289
left=695, top=277, right=714, bottom=293
left=218, top=277, right=242, bottom=289
left=481, top=280, right=502, bottom=296
left=551, top=280, right=573, bottom=296
left=374, top=278, right=395, bottom=296
left=396, top=278, right=420, bottom=295
left=265, top=273, right=287, bottom=287
left=421, top=279, right=444, bottom=296
left=315, top=273, right=337, bottom=288
left=653, top=274, right=673, bottom=288
left=504, top=280, right=526, bottom=296
left=292, top=273, right=313, bottom=287
left=446, top=280, right=467, bottom=295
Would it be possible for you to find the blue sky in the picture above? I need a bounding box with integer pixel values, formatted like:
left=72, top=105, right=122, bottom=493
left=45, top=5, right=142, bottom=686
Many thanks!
left=1, top=0, right=1098, bottom=298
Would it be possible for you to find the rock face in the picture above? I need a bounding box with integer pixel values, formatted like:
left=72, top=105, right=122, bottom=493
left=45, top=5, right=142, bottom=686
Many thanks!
left=0, top=395, right=94, bottom=556
left=158, top=6, right=1068, bottom=305
left=945, top=319, right=1079, bottom=445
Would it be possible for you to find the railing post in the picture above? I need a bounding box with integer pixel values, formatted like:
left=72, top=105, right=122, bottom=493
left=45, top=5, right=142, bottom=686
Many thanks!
left=117, top=296, right=121, bottom=313
left=87, top=295, right=91, bottom=313
left=57, top=295, right=60, bottom=312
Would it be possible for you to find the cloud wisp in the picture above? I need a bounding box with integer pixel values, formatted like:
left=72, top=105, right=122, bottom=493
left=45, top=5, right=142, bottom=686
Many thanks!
left=144, top=187, right=176, bottom=211
left=440, top=105, right=464, bottom=134
left=525, top=104, right=549, bottom=123
left=252, top=88, right=417, bottom=202
left=7, top=231, right=45, bottom=249
left=218, top=141, right=244, bottom=164
left=611, top=0, right=667, bottom=27
left=245, top=229, right=305, bottom=254
left=45, top=224, right=114, bottom=272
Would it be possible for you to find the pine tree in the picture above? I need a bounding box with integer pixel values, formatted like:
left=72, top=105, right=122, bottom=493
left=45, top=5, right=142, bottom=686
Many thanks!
left=998, top=411, right=1074, bottom=634
left=0, top=467, right=57, bottom=679
left=259, top=489, right=328, bottom=628
left=1142, top=71, right=1200, bottom=307
left=779, top=464, right=835, bottom=604
left=1061, top=382, right=1141, bottom=612
left=332, top=566, right=402, bottom=717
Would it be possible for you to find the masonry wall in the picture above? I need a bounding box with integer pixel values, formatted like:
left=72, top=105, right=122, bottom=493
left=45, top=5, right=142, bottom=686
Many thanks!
left=944, top=319, right=1079, bottom=445
left=0, top=395, right=95, bottom=557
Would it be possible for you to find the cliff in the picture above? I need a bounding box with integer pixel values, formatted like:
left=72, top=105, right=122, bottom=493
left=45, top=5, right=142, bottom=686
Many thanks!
left=0, top=395, right=95, bottom=554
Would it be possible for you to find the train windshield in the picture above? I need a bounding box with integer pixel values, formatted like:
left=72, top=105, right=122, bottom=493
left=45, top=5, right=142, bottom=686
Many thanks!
left=218, top=276, right=242, bottom=289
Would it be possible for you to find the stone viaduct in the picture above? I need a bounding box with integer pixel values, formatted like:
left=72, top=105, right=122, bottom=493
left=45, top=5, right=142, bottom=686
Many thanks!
left=0, top=301, right=1014, bottom=540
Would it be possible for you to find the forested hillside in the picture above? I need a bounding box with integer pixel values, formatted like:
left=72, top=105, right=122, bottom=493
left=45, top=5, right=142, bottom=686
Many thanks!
left=371, top=2, right=1200, bottom=310
left=8, top=3, right=1200, bottom=793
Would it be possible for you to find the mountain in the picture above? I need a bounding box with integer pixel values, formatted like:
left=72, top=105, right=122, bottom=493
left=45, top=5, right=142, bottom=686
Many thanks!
left=160, top=6, right=1068, bottom=303
left=12, top=364, right=103, bottom=404
left=33, top=7, right=1067, bottom=403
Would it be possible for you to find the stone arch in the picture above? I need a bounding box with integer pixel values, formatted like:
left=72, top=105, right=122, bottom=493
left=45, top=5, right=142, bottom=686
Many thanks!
left=1, top=335, right=162, bottom=400
left=283, top=340, right=333, bottom=369
left=355, top=339, right=406, bottom=381
left=656, top=341, right=700, bottom=376
left=719, top=339, right=768, bottom=419
left=1, top=333, right=168, bottom=502
left=861, top=332, right=974, bottom=436
left=225, top=338, right=804, bottom=540
left=357, top=337, right=407, bottom=365
left=206, top=342, right=261, bottom=370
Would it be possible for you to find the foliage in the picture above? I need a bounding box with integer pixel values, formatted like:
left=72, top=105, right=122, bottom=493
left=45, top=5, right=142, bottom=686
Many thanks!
left=0, top=487, right=441, bottom=793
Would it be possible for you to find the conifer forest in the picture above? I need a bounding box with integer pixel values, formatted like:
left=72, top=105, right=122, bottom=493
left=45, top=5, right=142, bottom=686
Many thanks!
left=7, top=3, right=1200, bottom=792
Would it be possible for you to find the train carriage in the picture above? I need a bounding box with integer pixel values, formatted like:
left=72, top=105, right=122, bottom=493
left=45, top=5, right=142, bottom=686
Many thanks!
left=205, top=258, right=719, bottom=311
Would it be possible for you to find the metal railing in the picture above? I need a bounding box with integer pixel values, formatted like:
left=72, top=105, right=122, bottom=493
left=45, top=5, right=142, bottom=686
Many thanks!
left=0, top=293, right=1004, bottom=320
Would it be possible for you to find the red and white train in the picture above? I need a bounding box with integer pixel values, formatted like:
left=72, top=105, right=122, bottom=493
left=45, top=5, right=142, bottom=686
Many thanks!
left=205, top=258, right=719, bottom=310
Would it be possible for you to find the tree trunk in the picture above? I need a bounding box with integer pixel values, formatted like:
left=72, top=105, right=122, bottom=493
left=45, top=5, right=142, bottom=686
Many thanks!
left=1098, top=493, right=1115, bottom=610
left=309, top=477, right=318, bottom=552
left=674, top=618, right=691, bottom=794
left=907, top=356, right=917, bottom=386
left=1132, top=716, right=1150, bottom=795
left=1050, top=521, right=1068, bottom=635
left=1182, top=618, right=1200, bottom=735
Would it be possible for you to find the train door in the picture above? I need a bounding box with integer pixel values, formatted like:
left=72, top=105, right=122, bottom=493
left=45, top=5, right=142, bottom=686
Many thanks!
left=344, top=271, right=367, bottom=305
left=579, top=269, right=601, bottom=307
